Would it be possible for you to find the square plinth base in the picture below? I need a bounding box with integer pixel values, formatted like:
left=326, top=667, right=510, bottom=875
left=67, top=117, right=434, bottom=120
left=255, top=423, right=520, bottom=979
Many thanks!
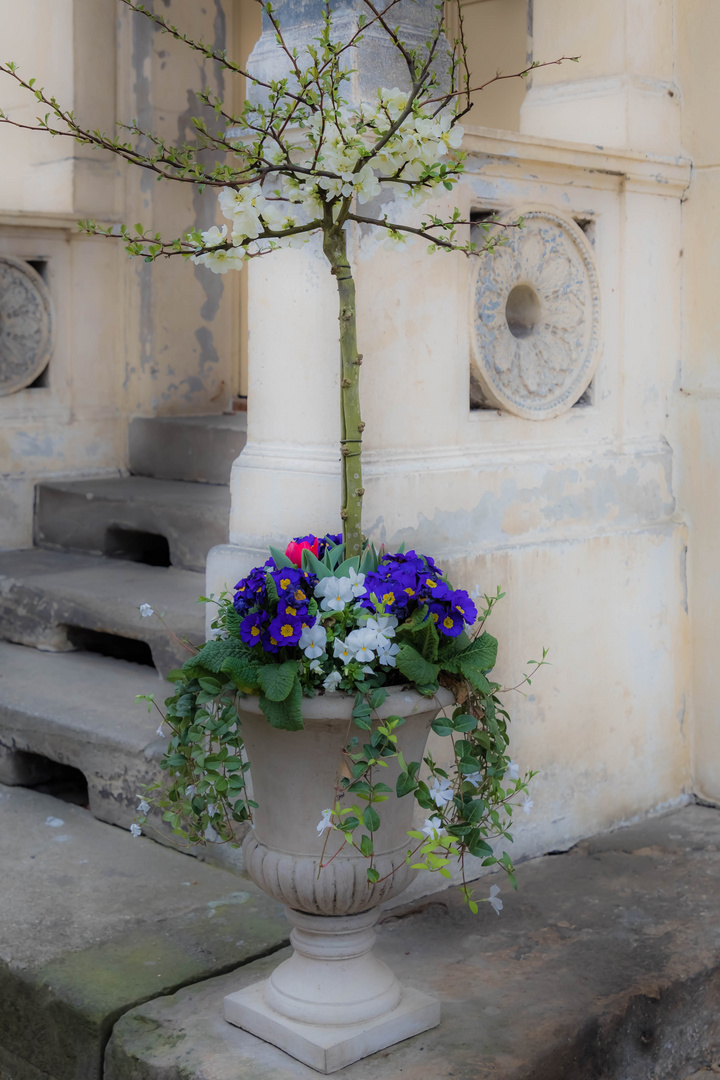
left=224, top=980, right=441, bottom=1074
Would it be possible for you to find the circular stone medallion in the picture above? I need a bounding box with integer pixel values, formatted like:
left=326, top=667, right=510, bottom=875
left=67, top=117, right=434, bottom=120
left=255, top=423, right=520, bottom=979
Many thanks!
left=470, top=210, right=601, bottom=419
left=0, top=256, right=53, bottom=397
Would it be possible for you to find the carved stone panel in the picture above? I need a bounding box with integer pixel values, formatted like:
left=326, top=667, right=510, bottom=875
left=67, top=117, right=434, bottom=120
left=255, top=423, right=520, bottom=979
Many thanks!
left=0, top=256, right=53, bottom=396
left=470, top=209, right=601, bottom=420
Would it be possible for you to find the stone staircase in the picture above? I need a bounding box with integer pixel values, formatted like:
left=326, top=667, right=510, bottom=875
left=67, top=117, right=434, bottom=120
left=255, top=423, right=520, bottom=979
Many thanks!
left=0, top=412, right=246, bottom=833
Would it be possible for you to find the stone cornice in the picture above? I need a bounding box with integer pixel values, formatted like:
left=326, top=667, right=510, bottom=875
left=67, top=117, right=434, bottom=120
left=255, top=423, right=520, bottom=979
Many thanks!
left=462, top=125, right=692, bottom=197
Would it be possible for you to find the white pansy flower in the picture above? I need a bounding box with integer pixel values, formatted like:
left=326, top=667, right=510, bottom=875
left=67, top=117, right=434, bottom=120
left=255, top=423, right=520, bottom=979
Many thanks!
left=487, top=884, right=503, bottom=914
left=323, top=670, right=342, bottom=691
left=139, top=604, right=154, bottom=618
left=309, top=658, right=324, bottom=673
left=354, top=644, right=375, bottom=663
left=522, top=793, right=534, bottom=815
left=299, top=623, right=327, bottom=659
left=321, top=577, right=355, bottom=612
left=429, top=776, right=454, bottom=808
left=345, top=627, right=377, bottom=651
left=365, top=615, right=397, bottom=638
left=333, top=638, right=356, bottom=663
left=130, top=823, right=142, bottom=838
left=505, top=760, right=520, bottom=782
left=377, top=641, right=400, bottom=667
left=421, top=816, right=447, bottom=840
left=347, top=567, right=366, bottom=598
left=316, top=808, right=333, bottom=834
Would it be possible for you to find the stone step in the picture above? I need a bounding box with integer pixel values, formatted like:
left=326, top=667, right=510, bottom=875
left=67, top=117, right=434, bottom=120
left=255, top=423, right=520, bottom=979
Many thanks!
left=34, top=475, right=231, bottom=572
left=0, top=782, right=287, bottom=1080
left=0, top=640, right=170, bottom=830
left=0, top=548, right=206, bottom=678
left=106, top=804, right=720, bottom=1080
left=129, top=413, right=247, bottom=484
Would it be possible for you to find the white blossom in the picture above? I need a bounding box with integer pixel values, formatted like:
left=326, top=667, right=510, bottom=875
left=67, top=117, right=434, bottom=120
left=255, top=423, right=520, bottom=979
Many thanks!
left=139, top=604, right=154, bottom=618
left=299, top=623, right=328, bottom=659
left=347, top=567, right=367, bottom=598
left=505, top=760, right=520, bottom=782
left=137, top=799, right=150, bottom=815
left=354, top=644, right=375, bottom=663
left=191, top=246, right=246, bottom=274
left=429, top=776, right=454, bottom=808
left=156, top=724, right=165, bottom=738
left=421, top=816, right=447, bottom=840
left=309, top=658, right=324, bottom=673
left=364, top=615, right=397, bottom=638
left=522, top=793, right=534, bottom=815
left=319, top=576, right=355, bottom=612
left=316, top=808, right=333, bottom=834
left=463, top=770, right=482, bottom=787
left=45, top=816, right=64, bottom=828
left=487, top=884, right=503, bottom=915
left=323, top=670, right=342, bottom=691
left=130, top=823, right=142, bottom=838
left=185, top=787, right=196, bottom=799
left=198, top=224, right=227, bottom=247
left=377, top=641, right=400, bottom=667
left=333, top=638, right=356, bottom=663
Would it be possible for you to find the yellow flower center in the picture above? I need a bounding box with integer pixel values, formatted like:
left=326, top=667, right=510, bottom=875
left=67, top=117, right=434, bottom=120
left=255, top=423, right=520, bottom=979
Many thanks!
left=250, top=626, right=260, bottom=637
left=443, top=617, right=454, bottom=630
left=280, top=624, right=294, bottom=638
left=426, top=579, right=437, bottom=589
left=382, top=591, right=395, bottom=604
left=280, top=577, right=291, bottom=590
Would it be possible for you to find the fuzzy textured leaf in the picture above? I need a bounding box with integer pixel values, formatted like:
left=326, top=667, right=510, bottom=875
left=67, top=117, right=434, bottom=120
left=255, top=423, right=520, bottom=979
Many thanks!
left=259, top=676, right=303, bottom=730
left=257, top=660, right=298, bottom=702
left=395, top=643, right=440, bottom=686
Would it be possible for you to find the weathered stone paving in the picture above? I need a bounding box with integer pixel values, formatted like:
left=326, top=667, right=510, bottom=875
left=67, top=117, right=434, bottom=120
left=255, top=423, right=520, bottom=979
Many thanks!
left=106, top=803, right=720, bottom=1080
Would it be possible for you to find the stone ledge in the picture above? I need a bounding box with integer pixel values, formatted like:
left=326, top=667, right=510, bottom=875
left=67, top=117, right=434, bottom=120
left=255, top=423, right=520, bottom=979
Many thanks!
left=0, top=784, right=288, bottom=1080
left=106, top=804, right=720, bottom=1080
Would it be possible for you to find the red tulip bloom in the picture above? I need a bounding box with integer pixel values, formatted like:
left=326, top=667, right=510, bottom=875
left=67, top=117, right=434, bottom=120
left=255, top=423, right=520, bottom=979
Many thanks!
left=285, top=536, right=320, bottom=566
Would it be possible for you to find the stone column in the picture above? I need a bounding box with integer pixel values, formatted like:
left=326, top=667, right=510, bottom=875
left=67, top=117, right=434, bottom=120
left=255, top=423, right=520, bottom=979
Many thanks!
left=206, top=0, right=453, bottom=599
left=520, top=0, right=680, bottom=156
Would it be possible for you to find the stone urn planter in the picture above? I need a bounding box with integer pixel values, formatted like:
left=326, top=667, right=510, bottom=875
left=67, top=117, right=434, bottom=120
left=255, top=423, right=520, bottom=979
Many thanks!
left=223, top=684, right=454, bottom=1072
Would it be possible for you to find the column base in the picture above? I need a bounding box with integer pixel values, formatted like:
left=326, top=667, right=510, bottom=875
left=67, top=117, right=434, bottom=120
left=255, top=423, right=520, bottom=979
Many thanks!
left=224, top=980, right=440, bottom=1073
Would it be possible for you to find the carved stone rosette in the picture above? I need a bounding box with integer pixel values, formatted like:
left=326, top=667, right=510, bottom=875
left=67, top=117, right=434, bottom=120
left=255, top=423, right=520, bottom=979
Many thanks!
left=224, top=686, right=453, bottom=1072
left=0, top=256, right=53, bottom=397
left=470, top=209, right=601, bottom=419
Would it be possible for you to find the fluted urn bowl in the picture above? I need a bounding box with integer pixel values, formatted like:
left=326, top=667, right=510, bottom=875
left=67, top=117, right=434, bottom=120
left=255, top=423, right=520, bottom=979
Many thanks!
left=240, top=686, right=454, bottom=915
left=224, top=685, right=454, bottom=1073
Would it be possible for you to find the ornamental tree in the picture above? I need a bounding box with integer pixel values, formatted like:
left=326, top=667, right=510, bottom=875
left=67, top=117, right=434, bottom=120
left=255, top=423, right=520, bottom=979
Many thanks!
left=0, top=0, right=574, bottom=555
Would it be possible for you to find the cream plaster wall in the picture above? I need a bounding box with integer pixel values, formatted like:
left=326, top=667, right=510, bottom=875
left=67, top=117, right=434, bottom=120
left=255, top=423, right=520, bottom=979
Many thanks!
left=0, top=0, right=252, bottom=549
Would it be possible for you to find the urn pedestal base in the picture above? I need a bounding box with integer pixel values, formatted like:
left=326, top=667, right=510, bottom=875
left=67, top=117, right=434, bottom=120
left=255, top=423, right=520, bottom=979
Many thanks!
left=223, top=907, right=440, bottom=1073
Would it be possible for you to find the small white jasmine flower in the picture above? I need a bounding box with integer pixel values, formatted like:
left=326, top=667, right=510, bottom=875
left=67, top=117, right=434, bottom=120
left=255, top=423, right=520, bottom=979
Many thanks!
left=139, top=604, right=154, bottom=618
left=463, top=770, right=482, bottom=787
left=421, top=816, right=447, bottom=840
left=316, top=808, right=333, bottom=834
left=429, top=776, right=454, bottom=808
left=156, top=724, right=165, bottom=738
left=365, top=615, right=397, bottom=639
left=137, top=799, right=150, bottom=815
left=505, top=760, right=520, bottom=782
left=323, top=670, right=342, bottom=691
left=130, top=823, right=142, bottom=838
left=487, top=884, right=503, bottom=915
left=522, top=793, right=534, bottom=815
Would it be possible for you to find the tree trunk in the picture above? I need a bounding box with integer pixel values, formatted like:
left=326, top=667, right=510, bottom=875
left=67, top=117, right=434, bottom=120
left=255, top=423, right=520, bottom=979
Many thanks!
left=322, top=222, right=364, bottom=558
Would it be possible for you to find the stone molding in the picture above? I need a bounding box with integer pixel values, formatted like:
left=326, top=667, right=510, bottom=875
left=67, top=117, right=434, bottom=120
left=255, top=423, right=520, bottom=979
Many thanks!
left=469, top=209, right=601, bottom=420
left=0, top=256, right=54, bottom=397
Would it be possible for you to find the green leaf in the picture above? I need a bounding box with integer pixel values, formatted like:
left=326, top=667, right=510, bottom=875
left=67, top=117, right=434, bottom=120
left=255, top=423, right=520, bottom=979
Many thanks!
left=198, top=677, right=222, bottom=694
left=396, top=771, right=418, bottom=797
left=220, top=656, right=260, bottom=692
left=301, top=548, right=333, bottom=578
left=456, top=633, right=499, bottom=692
left=257, top=660, right=298, bottom=702
left=366, top=867, right=380, bottom=884
left=453, top=714, right=478, bottom=733
left=359, top=546, right=378, bottom=574
left=395, top=644, right=440, bottom=686
left=183, top=638, right=244, bottom=675
left=360, top=834, right=373, bottom=857
left=259, top=677, right=304, bottom=730
left=431, top=717, right=455, bottom=737
left=363, top=805, right=380, bottom=832
left=334, top=555, right=360, bottom=577
left=269, top=545, right=295, bottom=569
left=369, top=687, right=388, bottom=711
